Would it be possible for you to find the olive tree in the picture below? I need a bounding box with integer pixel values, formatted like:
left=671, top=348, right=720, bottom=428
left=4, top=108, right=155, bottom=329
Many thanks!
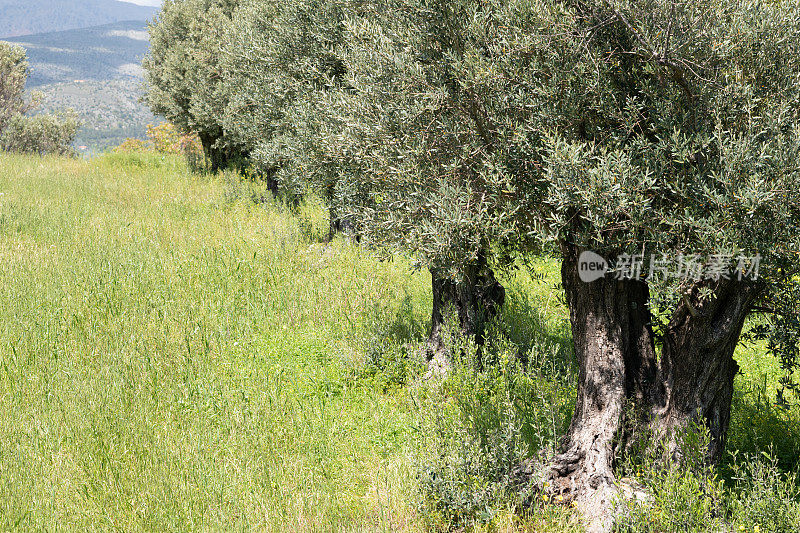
left=221, top=0, right=363, bottom=231
left=143, top=0, right=244, bottom=172
left=0, top=41, right=78, bottom=155
left=0, top=41, right=30, bottom=132
left=326, top=0, right=800, bottom=527
left=309, top=1, right=514, bottom=366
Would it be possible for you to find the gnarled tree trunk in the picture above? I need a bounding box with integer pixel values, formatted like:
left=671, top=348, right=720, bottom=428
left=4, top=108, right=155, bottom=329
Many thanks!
left=538, top=244, right=657, bottom=531
left=527, top=248, right=762, bottom=532
left=198, top=133, right=220, bottom=173
left=426, top=252, right=505, bottom=373
left=263, top=167, right=279, bottom=198
left=327, top=205, right=358, bottom=242
left=652, top=279, right=762, bottom=463
left=198, top=132, right=242, bottom=174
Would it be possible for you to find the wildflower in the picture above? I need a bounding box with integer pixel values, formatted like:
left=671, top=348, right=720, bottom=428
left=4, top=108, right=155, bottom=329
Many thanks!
left=556, top=495, right=564, bottom=502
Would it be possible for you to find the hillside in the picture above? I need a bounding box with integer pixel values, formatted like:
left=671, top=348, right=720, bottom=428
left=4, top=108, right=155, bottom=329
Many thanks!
left=0, top=0, right=157, bottom=38
left=3, top=21, right=161, bottom=152
left=4, top=21, right=152, bottom=87
left=37, top=79, right=160, bottom=152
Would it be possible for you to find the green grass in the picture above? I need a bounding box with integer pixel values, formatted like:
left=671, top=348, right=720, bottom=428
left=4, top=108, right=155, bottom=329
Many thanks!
left=0, top=152, right=430, bottom=531
left=0, top=151, right=797, bottom=532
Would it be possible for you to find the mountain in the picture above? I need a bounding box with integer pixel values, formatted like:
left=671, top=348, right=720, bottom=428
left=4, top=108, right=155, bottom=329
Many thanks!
left=37, top=78, right=159, bottom=153
left=3, top=20, right=161, bottom=153
left=0, top=0, right=158, bottom=39
left=4, top=21, right=152, bottom=87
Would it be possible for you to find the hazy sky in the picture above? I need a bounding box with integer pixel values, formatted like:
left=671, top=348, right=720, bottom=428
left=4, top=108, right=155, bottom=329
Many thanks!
left=120, top=0, right=161, bottom=6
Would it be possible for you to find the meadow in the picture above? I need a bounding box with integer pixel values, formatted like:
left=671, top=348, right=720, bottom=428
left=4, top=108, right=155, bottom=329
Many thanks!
left=0, top=151, right=798, bottom=532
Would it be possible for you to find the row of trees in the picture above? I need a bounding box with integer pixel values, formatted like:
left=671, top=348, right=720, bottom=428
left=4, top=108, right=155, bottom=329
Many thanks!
left=144, top=0, right=800, bottom=529
left=0, top=42, right=78, bottom=156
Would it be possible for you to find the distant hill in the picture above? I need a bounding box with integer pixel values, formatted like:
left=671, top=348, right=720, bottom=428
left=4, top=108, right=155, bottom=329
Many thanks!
left=5, top=21, right=152, bottom=87
left=3, top=20, right=162, bottom=153
left=38, top=78, right=160, bottom=153
left=0, top=0, right=157, bottom=38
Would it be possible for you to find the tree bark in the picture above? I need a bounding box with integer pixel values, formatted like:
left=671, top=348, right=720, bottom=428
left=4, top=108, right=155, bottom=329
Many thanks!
left=505, top=240, right=766, bottom=532
left=327, top=205, right=358, bottom=242
left=426, top=252, right=505, bottom=373
left=538, top=243, right=657, bottom=531
left=197, top=133, right=220, bottom=173
left=526, top=249, right=761, bottom=531
left=209, top=145, right=227, bottom=174
left=198, top=132, right=238, bottom=174
left=264, top=167, right=279, bottom=198
left=651, top=279, right=762, bottom=463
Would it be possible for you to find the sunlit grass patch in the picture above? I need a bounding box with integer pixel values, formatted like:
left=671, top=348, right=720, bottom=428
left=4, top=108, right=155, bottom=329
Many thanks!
left=0, top=152, right=427, bottom=531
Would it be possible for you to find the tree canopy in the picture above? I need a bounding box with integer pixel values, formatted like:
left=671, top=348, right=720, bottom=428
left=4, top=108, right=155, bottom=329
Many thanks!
left=143, top=0, right=244, bottom=171
left=0, top=41, right=36, bottom=132
left=322, top=0, right=800, bottom=280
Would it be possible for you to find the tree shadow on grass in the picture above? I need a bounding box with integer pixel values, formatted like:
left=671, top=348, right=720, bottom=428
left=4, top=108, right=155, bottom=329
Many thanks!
left=413, top=285, right=579, bottom=529
left=350, top=294, right=428, bottom=389
left=353, top=279, right=579, bottom=393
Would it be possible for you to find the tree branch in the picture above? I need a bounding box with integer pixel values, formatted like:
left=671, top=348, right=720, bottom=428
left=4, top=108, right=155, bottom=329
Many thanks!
left=611, top=5, right=694, bottom=100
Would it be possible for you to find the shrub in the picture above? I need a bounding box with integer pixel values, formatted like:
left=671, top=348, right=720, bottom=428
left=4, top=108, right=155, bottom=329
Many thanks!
left=113, top=123, right=205, bottom=170
left=614, top=425, right=728, bottom=532
left=146, top=122, right=182, bottom=154
left=0, top=112, right=78, bottom=156
left=114, top=138, right=149, bottom=153
left=615, top=467, right=727, bottom=532
left=414, top=321, right=575, bottom=529
left=615, top=427, right=800, bottom=532
left=0, top=42, right=77, bottom=156
left=146, top=123, right=205, bottom=171
left=727, top=451, right=800, bottom=533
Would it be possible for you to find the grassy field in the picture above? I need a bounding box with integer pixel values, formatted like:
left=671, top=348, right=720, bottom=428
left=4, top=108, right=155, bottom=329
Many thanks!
left=0, top=152, right=434, bottom=531
left=0, top=151, right=798, bottom=532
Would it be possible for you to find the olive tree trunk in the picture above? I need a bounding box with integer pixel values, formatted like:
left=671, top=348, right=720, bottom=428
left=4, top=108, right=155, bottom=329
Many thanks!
left=198, top=133, right=221, bottom=173
left=532, top=247, right=761, bottom=532
left=426, top=253, right=505, bottom=372
left=652, top=279, right=762, bottom=463
left=327, top=205, right=358, bottom=242
left=198, top=132, right=243, bottom=174
left=539, top=244, right=657, bottom=531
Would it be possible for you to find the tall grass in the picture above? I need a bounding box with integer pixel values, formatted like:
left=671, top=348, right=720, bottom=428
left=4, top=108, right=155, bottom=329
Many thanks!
left=0, top=151, right=798, bottom=532
left=0, top=152, right=428, bottom=531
